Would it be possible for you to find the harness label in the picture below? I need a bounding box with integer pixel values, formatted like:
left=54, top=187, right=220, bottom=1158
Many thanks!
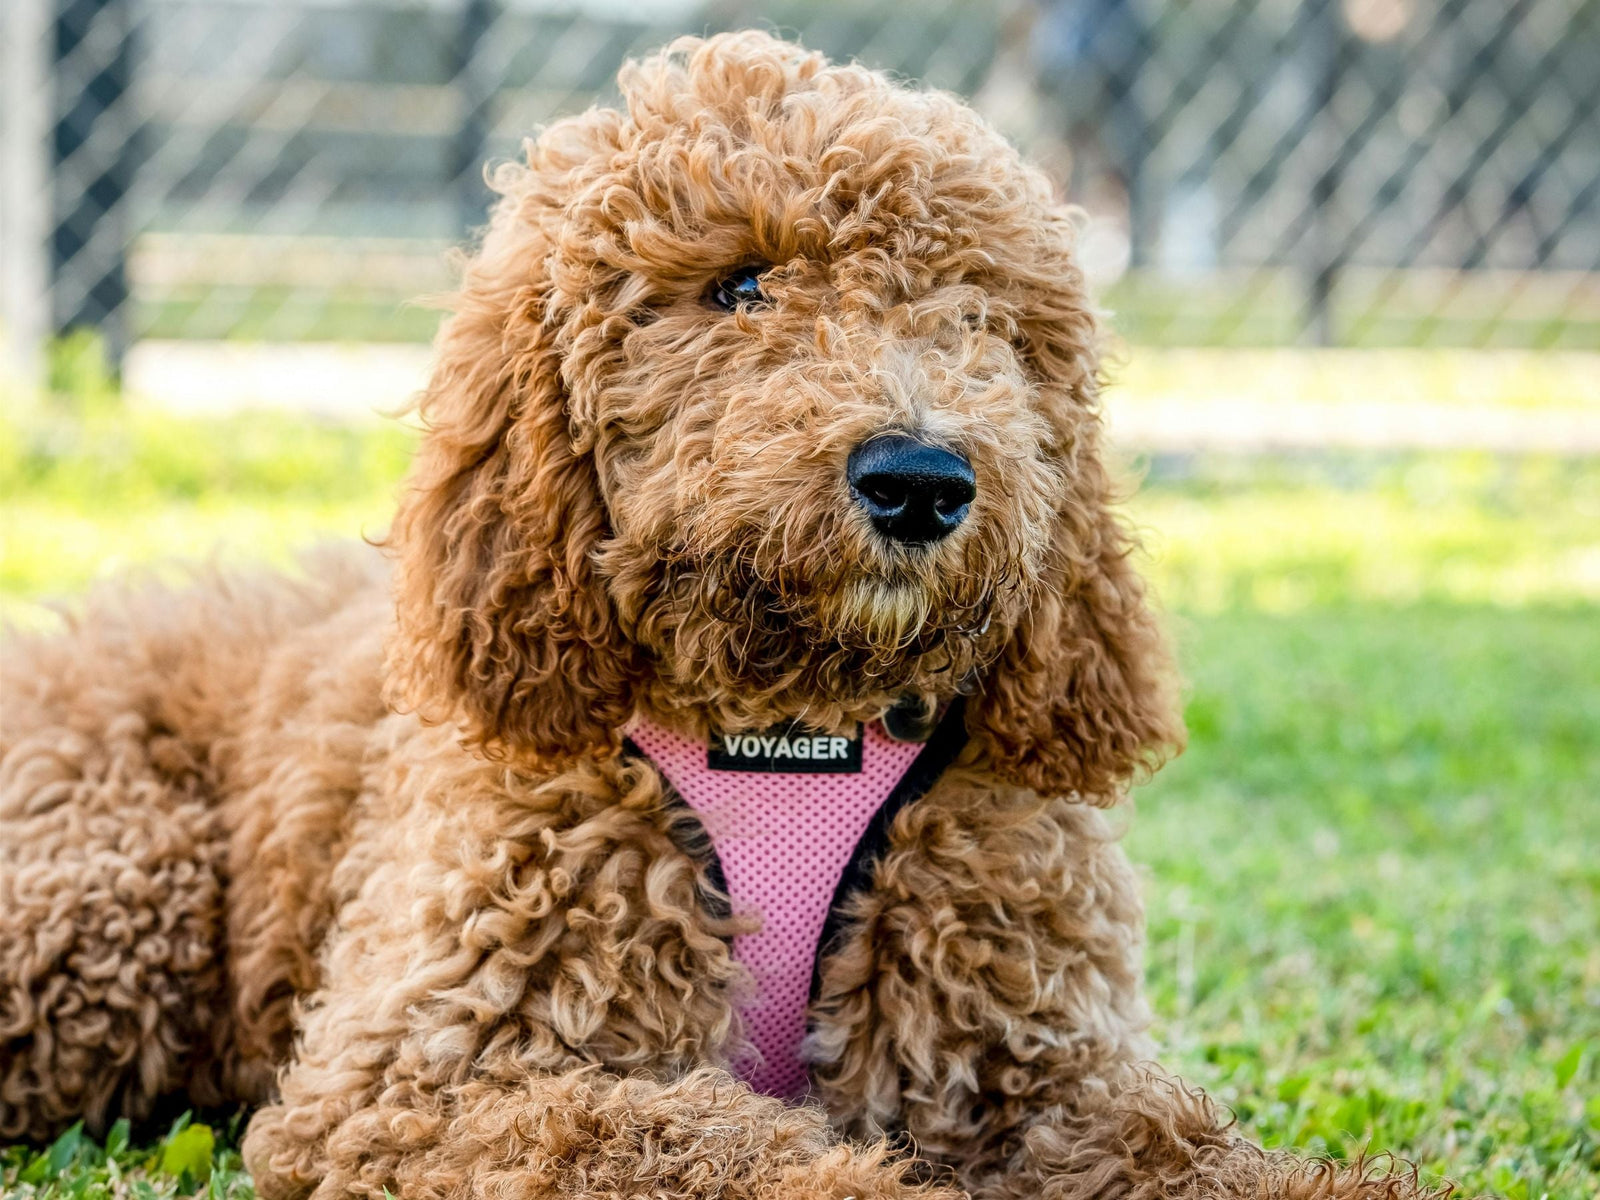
left=707, top=722, right=863, bottom=773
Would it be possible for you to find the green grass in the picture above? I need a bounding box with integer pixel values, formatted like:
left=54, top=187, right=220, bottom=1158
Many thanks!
left=0, top=407, right=416, bottom=617
left=1, top=1113, right=253, bottom=1199
left=141, top=287, right=445, bottom=343
left=1100, top=271, right=1600, bottom=349
left=1129, top=453, right=1600, bottom=612
left=1114, top=346, right=1600, bottom=412
left=1, top=401, right=1596, bottom=1197
left=129, top=272, right=1600, bottom=348
left=1133, top=607, right=1599, bottom=1198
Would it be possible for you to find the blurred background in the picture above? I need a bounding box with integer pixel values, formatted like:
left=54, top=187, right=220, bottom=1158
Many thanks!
left=0, top=1, right=1596, bottom=1197
left=4, top=0, right=1599, bottom=360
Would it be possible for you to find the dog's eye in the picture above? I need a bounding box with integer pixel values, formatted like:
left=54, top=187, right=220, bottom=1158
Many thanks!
left=708, top=265, right=769, bottom=312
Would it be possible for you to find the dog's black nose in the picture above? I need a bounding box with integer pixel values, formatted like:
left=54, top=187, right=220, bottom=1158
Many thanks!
left=847, top=435, right=976, bottom=545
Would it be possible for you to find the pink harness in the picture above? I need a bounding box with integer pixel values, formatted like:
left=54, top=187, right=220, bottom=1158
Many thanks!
left=627, top=704, right=963, bottom=1098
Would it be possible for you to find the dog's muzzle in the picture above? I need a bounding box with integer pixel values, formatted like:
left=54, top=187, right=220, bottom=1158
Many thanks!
left=847, top=435, right=975, bottom=546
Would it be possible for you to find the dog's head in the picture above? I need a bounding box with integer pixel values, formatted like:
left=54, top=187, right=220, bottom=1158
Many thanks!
left=388, top=32, right=1182, bottom=802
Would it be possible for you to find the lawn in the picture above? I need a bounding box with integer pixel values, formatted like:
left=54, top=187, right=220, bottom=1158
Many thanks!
left=1, top=402, right=1596, bottom=1198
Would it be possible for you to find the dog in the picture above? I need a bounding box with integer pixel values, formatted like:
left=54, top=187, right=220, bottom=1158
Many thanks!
left=1, top=32, right=1454, bottom=1200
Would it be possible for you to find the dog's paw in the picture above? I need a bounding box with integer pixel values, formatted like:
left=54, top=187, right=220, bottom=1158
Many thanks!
left=769, top=1146, right=965, bottom=1200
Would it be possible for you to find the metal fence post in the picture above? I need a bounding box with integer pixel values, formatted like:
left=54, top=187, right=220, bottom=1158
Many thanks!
left=1, top=0, right=53, bottom=393
left=1109, top=2, right=1154, bottom=270
left=51, top=0, right=139, bottom=373
left=1305, top=0, right=1347, bottom=346
left=452, top=0, right=500, bottom=237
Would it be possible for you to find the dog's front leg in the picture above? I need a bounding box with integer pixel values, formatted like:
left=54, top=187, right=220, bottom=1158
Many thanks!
left=966, top=1067, right=1457, bottom=1200
left=247, top=1062, right=949, bottom=1200
left=241, top=753, right=957, bottom=1200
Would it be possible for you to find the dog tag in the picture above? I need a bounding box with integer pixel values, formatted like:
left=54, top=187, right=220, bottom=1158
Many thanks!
left=707, top=722, right=863, bottom=773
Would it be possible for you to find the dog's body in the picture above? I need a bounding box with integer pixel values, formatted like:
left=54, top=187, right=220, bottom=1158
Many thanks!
left=2, top=33, right=1452, bottom=1200
left=4, top=549, right=1159, bottom=1198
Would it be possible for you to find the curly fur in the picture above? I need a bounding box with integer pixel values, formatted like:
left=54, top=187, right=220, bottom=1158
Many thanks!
left=2, top=31, right=1458, bottom=1200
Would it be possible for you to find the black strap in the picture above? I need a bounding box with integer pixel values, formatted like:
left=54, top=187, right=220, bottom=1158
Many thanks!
left=808, top=696, right=968, bottom=1002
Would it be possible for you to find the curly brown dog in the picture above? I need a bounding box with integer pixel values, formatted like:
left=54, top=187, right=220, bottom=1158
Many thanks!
left=2, top=32, right=1453, bottom=1200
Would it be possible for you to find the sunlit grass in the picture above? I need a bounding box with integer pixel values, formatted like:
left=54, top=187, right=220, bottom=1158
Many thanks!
left=1111, top=346, right=1600, bottom=411
left=1130, top=453, right=1600, bottom=612
left=5, top=406, right=1599, bottom=616
left=1132, top=608, right=1599, bottom=1199
left=0, top=407, right=415, bottom=621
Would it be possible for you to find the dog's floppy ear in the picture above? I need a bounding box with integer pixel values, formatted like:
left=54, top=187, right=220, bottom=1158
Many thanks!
left=968, top=215, right=1185, bottom=803
left=969, top=476, right=1185, bottom=804
left=386, top=161, right=642, bottom=767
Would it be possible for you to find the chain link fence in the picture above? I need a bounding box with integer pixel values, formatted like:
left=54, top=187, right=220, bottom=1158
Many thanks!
left=3, top=0, right=1597, bottom=378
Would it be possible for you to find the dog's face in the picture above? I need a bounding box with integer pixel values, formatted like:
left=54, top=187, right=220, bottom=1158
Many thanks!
left=390, top=33, right=1181, bottom=801
left=575, top=57, right=1080, bottom=733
